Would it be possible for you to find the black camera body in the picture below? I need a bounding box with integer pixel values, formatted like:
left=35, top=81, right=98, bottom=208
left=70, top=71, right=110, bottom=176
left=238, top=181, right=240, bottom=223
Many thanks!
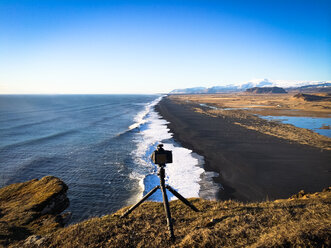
left=151, top=144, right=173, bottom=165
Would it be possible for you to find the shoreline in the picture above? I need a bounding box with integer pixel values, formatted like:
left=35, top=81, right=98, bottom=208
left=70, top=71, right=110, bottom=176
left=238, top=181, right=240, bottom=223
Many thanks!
left=155, top=96, right=331, bottom=202
left=133, top=96, right=212, bottom=202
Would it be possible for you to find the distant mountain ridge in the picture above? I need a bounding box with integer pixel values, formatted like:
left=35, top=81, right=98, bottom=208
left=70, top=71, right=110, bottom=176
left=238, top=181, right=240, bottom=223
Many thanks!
left=246, top=87, right=287, bottom=94
left=170, top=79, right=331, bottom=94
left=287, top=83, right=331, bottom=93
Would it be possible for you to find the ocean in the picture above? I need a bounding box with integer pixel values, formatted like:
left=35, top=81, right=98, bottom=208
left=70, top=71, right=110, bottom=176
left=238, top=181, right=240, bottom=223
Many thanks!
left=0, top=95, right=218, bottom=223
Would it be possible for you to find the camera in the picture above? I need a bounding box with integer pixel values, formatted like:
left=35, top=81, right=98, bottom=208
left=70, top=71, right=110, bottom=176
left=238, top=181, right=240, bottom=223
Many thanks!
left=123, top=143, right=199, bottom=241
left=151, top=144, right=173, bottom=165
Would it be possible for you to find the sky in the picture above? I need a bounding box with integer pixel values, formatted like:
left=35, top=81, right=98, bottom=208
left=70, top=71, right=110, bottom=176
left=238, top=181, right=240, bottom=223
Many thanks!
left=0, top=0, right=330, bottom=94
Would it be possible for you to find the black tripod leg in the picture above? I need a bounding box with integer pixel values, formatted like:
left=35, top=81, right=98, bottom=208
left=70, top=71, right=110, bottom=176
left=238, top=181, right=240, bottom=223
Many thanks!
left=121, top=186, right=160, bottom=218
left=160, top=183, right=175, bottom=241
left=166, top=185, right=199, bottom=212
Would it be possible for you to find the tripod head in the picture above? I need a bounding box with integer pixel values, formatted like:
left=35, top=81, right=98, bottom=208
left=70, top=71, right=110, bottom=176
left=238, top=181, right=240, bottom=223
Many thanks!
left=151, top=144, right=172, bottom=166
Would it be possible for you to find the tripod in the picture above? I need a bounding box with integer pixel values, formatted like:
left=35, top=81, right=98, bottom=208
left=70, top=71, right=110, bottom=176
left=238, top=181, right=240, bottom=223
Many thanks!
left=121, top=164, right=199, bottom=240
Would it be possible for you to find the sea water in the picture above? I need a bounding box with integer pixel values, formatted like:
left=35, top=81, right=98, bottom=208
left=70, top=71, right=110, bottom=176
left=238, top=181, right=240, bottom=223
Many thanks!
left=0, top=95, right=218, bottom=223
left=260, top=116, right=331, bottom=138
left=199, top=103, right=331, bottom=138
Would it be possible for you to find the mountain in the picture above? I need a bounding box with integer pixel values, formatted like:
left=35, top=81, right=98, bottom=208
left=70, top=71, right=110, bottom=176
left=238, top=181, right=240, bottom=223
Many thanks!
left=287, top=82, right=331, bottom=93
left=170, top=87, right=208, bottom=94
left=169, top=79, right=331, bottom=94
left=293, top=93, right=331, bottom=101
left=207, top=85, right=239, bottom=93
left=246, top=87, right=287, bottom=94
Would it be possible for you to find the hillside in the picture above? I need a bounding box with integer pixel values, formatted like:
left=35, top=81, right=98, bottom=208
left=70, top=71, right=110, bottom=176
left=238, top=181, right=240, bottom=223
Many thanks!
left=293, top=93, right=331, bottom=102
left=0, top=176, right=70, bottom=247
left=2, top=177, right=330, bottom=248
left=245, top=87, right=287, bottom=94
left=288, top=83, right=331, bottom=93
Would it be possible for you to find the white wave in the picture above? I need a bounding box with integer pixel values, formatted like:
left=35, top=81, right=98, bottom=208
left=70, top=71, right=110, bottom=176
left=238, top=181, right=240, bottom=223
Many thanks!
left=129, top=95, right=221, bottom=203
left=128, top=96, right=163, bottom=130
left=125, top=96, right=166, bottom=204
left=162, top=143, right=204, bottom=200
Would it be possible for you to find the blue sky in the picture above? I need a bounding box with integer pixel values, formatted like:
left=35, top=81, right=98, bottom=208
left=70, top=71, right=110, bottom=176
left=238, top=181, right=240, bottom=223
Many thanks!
left=0, top=0, right=330, bottom=94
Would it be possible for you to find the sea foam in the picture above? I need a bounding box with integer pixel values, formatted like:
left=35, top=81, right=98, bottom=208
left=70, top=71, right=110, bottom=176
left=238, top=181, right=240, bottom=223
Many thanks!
left=129, top=96, right=220, bottom=204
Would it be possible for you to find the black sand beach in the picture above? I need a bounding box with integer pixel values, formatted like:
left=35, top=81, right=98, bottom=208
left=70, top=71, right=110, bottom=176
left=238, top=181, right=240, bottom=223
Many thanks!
left=156, top=97, right=331, bottom=202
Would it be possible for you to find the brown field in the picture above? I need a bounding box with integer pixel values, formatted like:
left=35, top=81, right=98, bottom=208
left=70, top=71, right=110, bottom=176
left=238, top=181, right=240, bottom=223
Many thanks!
left=168, top=94, right=331, bottom=150
left=170, top=93, right=331, bottom=117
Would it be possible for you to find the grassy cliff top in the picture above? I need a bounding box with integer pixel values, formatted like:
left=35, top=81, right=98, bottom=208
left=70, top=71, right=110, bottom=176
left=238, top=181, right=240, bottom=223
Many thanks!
left=0, top=176, right=69, bottom=247
left=12, top=187, right=331, bottom=248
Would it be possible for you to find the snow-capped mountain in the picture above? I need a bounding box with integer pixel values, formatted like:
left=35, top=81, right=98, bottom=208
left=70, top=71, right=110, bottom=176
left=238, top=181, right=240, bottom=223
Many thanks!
left=169, top=79, right=331, bottom=94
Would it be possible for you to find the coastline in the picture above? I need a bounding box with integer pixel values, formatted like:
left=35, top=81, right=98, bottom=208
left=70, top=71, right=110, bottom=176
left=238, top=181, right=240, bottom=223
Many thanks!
left=155, top=96, right=331, bottom=202
left=132, top=96, right=216, bottom=202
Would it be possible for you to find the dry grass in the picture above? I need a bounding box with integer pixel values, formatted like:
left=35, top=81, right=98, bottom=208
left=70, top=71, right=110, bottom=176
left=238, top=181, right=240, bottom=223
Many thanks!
left=11, top=188, right=331, bottom=248
left=0, top=176, right=69, bottom=247
left=172, top=93, right=331, bottom=117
